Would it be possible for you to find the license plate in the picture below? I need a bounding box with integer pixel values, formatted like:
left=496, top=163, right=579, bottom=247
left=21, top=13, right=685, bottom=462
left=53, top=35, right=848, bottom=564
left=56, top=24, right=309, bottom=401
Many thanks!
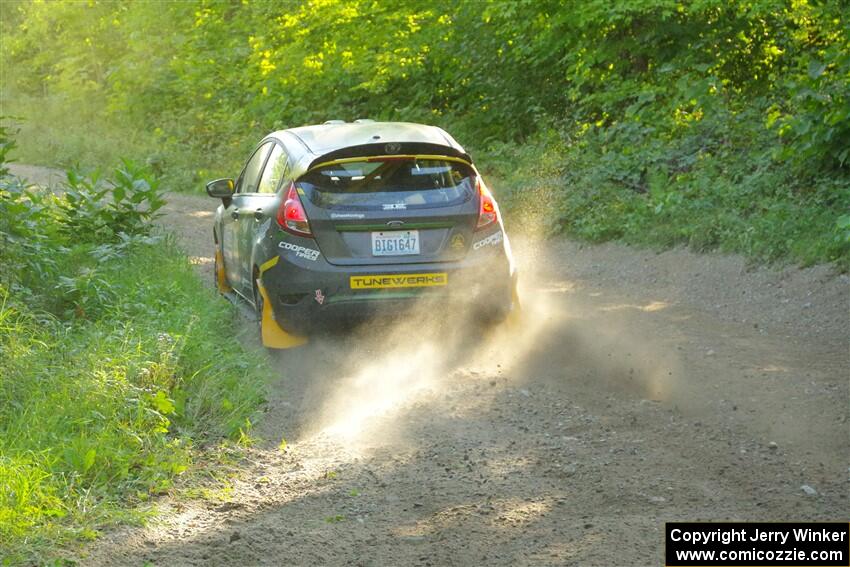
left=371, top=230, right=419, bottom=256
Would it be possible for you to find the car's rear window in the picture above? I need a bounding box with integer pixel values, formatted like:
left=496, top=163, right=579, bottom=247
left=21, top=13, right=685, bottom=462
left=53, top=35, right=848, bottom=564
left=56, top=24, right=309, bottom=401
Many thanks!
left=297, top=158, right=475, bottom=211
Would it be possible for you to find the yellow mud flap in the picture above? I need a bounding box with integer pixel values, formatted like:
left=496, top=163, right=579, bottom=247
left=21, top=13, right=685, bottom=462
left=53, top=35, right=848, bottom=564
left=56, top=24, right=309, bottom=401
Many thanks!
left=256, top=281, right=307, bottom=349
left=215, top=248, right=232, bottom=293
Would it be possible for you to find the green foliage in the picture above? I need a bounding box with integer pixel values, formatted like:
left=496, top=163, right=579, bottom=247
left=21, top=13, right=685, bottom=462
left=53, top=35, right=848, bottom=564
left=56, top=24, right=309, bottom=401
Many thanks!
left=0, top=0, right=847, bottom=267
left=0, top=141, right=268, bottom=562
left=497, top=107, right=850, bottom=269
left=0, top=174, right=59, bottom=292
left=775, top=43, right=850, bottom=170
left=0, top=119, right=16, bottom=178
left=56, top=161, right=165, bottom=244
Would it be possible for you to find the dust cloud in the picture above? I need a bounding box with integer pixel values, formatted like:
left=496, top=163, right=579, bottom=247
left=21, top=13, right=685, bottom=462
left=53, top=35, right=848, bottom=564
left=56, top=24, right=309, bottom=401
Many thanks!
left=282, top=235, right=682, bottom=454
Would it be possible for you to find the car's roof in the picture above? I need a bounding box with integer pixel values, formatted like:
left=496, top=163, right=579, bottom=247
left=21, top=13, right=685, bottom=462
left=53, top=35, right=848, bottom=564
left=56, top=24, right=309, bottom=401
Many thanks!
left=285, top=121, right=462, bottom=153
left=265, top=121, right=468, bottom=177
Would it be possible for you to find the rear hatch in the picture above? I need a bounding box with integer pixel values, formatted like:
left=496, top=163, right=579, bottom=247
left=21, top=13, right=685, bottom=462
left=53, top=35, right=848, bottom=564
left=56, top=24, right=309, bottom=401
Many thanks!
left=296, top=157, right=479, bottom=266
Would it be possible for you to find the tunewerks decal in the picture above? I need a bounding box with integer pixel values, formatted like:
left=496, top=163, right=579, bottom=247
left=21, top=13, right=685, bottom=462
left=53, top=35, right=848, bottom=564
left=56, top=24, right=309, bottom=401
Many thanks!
left=350, top=273, right=448, bottom=289
left=278, top=241, right=320, bottom=261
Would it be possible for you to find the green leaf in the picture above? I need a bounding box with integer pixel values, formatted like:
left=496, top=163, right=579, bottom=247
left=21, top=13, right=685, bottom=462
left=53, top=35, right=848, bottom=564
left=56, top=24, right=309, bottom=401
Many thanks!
left=83, top=448, right=96, bottom=472
left=152, top=390, right=175, bottom=415
left=807, top=60, right=827, bottom=80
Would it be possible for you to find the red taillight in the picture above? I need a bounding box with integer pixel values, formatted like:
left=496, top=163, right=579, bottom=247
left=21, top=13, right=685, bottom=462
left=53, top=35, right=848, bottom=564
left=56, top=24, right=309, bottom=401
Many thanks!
left=277, top=182, right=313, bottom=237
left=475, top=177, right=499, bottom=231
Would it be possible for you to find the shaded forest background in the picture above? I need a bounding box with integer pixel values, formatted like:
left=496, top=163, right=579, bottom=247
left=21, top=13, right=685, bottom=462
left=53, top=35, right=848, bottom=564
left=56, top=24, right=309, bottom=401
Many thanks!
left=1, top=0, right=848, bottom=265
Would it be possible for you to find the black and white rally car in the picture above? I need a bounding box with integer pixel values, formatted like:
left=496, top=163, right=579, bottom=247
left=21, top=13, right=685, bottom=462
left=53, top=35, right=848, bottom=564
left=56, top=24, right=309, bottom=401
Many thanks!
left=206, top=120, right=518, bottom=347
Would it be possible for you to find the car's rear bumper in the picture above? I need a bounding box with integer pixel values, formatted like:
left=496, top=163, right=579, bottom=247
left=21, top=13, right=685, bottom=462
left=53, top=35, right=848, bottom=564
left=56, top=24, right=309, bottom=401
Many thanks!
left=260, top=231, right=515, bottom=334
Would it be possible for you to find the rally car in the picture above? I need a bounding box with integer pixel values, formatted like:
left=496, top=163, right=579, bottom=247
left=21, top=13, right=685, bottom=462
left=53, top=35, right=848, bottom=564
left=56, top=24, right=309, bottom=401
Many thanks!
left=206, top=120, right=518, bottom=348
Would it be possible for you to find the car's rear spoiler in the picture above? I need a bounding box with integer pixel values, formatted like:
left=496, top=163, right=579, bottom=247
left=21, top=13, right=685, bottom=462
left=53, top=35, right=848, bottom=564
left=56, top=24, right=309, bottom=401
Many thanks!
left=307, top=142, right=472, bottom=171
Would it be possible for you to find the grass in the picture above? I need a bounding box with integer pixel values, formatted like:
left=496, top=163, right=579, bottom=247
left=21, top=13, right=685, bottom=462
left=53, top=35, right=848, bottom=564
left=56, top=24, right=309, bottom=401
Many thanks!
left=4, top=92, right=160, bottom=176
left=2, top=90, right=244, bottom=193
left=0, top=227, right=270, bottom=564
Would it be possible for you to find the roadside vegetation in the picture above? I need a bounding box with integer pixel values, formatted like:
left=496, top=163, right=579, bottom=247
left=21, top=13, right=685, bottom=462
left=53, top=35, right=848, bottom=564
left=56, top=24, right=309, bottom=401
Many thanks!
left=1, top=1, right=847, bottom=268
left=0, top=124, right=269, bottom=563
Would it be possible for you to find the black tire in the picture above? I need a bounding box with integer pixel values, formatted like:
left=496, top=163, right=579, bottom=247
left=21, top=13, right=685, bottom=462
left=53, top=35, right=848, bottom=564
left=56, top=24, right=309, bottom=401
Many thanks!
left=478, top=306, right=510, bottom=327
left=252, top=270, right=263, bottom=319
left=478, top=277, right=519, bottom=327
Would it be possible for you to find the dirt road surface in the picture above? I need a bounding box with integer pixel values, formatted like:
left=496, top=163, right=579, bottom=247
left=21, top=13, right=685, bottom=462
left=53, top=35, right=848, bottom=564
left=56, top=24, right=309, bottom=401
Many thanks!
left=12, top=166, right=848, bottom=566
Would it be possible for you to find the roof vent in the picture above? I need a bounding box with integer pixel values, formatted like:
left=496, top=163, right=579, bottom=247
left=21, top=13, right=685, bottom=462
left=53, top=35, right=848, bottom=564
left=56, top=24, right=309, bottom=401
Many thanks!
left=323, top=120, right=346, bottom=125
left=353, top=118, right=375, bottom=123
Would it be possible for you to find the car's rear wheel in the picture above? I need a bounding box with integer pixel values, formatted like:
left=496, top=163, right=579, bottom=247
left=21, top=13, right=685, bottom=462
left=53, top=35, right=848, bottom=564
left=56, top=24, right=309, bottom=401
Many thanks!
left=482, top=306, right=511, bottom=325
left=477, top=276, right=520, bottom=327
left=252, top=273, right=270, bottom=348
left=252, top=268, right=262, bottom=319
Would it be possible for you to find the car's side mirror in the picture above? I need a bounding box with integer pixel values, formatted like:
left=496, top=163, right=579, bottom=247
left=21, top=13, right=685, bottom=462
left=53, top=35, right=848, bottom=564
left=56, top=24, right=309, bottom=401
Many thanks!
left=206, top=178, right=235, bottom=199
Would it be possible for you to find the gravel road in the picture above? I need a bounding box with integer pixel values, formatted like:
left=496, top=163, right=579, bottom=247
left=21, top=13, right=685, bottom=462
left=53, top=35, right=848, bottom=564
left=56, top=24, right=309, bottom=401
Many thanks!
left=14, top=167, right=847, bottom=566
